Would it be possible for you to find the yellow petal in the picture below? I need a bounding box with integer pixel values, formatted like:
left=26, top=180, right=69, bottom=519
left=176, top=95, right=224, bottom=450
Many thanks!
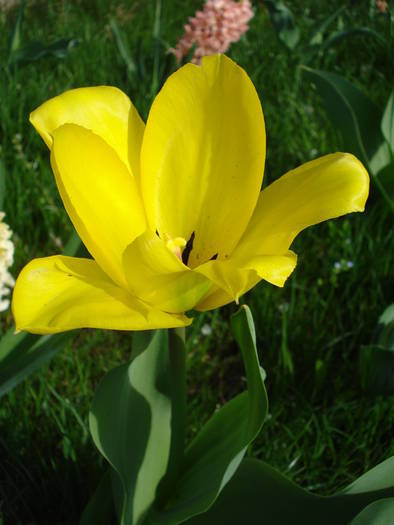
left=12, top=256, right=191, bottom=334
left=140, top=54, right=266, bottom=267
left=30, top=86, right=144, bottom=176
left=195, top=251, right=297, bottom=306
left=51, top=124, right=146, bottom=288
left=195, top=287, right=234, bottom=312
left=123, top=232, right=212, bottom=313
left=234, top=153, right=369, bottom=258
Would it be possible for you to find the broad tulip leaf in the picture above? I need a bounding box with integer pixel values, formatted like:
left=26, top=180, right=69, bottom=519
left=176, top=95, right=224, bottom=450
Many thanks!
left=381, top=92, right=394, bottom=150
left=301, top=67, right=391, bottom=174
left=80, top=471, right=115, bottom=525
left=375, top=161, right=394, bottom=208
left=188, top=457, right=394, bottom=525
left=359, top=303, right=394, bottom=394
left=349, top=498, right=394, bottom=524
left=89, top=330, right=186, bottom=525
left=151, top=306, right=268, bottom=524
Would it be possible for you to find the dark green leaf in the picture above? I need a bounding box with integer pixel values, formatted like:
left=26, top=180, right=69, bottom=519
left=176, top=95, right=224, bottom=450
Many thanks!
left=374, top=161, right=394, bottom=208
left=381, top=92, right=394, bottom=150
left=301, top=67, right=391, bottom=174
left=359, top=303, right=394, bottom=394
left=0, top=329, right=71, bottom=398
left=9, top=38, right=79, bottom=66
left=63, top=230, right=82, bottom=256
left=0, top=230, right=82, bottom=398
left=80, top=471, right=115, bottom=525
left=321, top=27, right=387, bottom=53
left=89, top=330, right=184, bottom=525
left=308, top=6, right=346, bottom=46
left=188, top=457, right=394, bottom=525
left=264, top=0, right=300, bottom=50
left=152, top=306, right=268, bottom=524
left=349, top=498, right=394, bottom=524
left=109, top=19, right=136, bottom=77
left=0, top=158, right=6, bottom=210
left=7, top=0, right=25, bottom=60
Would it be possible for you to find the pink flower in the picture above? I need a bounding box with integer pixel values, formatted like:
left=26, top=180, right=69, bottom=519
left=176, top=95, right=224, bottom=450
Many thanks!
left=376, top=0, right=388, bottom=14
left=172, top=0, right=254, bottom=64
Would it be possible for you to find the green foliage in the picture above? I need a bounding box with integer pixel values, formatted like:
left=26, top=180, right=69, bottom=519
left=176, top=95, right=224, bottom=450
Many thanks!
left=187, top=457, right=394, bottom=524
left=0, top=1, right=393, bottom=522
left=9, top=38, right=79, bottom=67
left=0, top=329, right=70, bottom=398
left=350, top=498, right=394, bottom=525
left=89, top=330, right=179, bottom=525
left=151, top=307, right=268, bottom=524
left=301, top=67, right=394, bottom=210
left=264, top=0, right=300, bottom=50
left=359, top=303, right=394, bottom=394
left=381, top=92, right=394, bottom=150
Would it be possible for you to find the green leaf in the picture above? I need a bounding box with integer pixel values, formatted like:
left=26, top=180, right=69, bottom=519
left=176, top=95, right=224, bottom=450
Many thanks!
left=109, top=19, right=137, bottom=77
left=301, top=67, right=391, bottom=173
left=381, top=92, right=394, bottom=150
left=89, top=330, right=185, bottom=525
left=264, top=0, right=300, bottom=50
left=7, top=0, right=25, bottom=60
left=188, top=457, right=394, bottom=524
left=321, top=27, right=387, bottom=53
left=0, top=330, right=71, bottom=398
left=374, top=161, right=394, bottom=208
left=80, top=471, right=115, bottom=525
left=349, top=498, right=394, bottom=524
left=308, top=6, right=346, bottom=46
left=0, top=158, right=6, bottom=210
left=9, top=38, right=79, bottom=66
left=359, top=303, right=394, bottom=394
left=0, top=230, right=82, bottom=399
left=152, top=306, right=268, bottom=524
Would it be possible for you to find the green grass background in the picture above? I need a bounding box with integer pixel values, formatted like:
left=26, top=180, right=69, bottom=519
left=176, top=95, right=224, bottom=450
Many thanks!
left=0, top=0, right=393, bottom=523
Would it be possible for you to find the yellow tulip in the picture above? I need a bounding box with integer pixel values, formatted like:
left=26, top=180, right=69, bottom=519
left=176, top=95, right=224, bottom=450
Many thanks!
left=12, top=55, right=369, bottom=334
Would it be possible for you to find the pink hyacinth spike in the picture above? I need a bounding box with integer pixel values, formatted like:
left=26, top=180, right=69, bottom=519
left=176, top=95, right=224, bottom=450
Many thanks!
left=172, top=0, right=254, bottom=64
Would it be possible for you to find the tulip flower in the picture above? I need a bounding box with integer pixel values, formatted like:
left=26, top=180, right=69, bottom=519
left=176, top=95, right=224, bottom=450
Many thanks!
left=12, top=55, right=369, bottom=334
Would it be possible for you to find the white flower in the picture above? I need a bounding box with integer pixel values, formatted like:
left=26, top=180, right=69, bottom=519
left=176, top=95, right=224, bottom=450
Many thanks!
left=0, top=212, right=15, bottom=312
left=201, top=323, right=212, bottom=336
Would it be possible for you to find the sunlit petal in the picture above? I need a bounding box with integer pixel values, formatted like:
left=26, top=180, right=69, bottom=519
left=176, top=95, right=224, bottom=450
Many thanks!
left=123, top=232, right=212, bottom=313
left=234, top=153, right=369, bottom=258
left=51, top=124, right=146, bottom=288
left=12, top=256, right=191, bottom=334
left=30, top=86, right=144, bottom=176
left=141, top=54, right=266, bottom=267
left=195, top=251, right=297, bottom=306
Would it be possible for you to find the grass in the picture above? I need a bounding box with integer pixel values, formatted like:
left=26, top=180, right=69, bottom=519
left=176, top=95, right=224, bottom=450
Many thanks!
left=0, top=0, right=393, bottom=523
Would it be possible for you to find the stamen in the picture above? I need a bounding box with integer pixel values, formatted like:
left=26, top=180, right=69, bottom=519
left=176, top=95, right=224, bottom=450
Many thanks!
left=166, top=236, right=187, bottom=260
left=182, top=231, right=195, bottom=265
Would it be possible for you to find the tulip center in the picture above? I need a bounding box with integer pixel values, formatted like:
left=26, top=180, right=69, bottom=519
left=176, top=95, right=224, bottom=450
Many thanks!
left=162, top=231, right=218, bottom=267
left=165, top=235, right=187, bottom=261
